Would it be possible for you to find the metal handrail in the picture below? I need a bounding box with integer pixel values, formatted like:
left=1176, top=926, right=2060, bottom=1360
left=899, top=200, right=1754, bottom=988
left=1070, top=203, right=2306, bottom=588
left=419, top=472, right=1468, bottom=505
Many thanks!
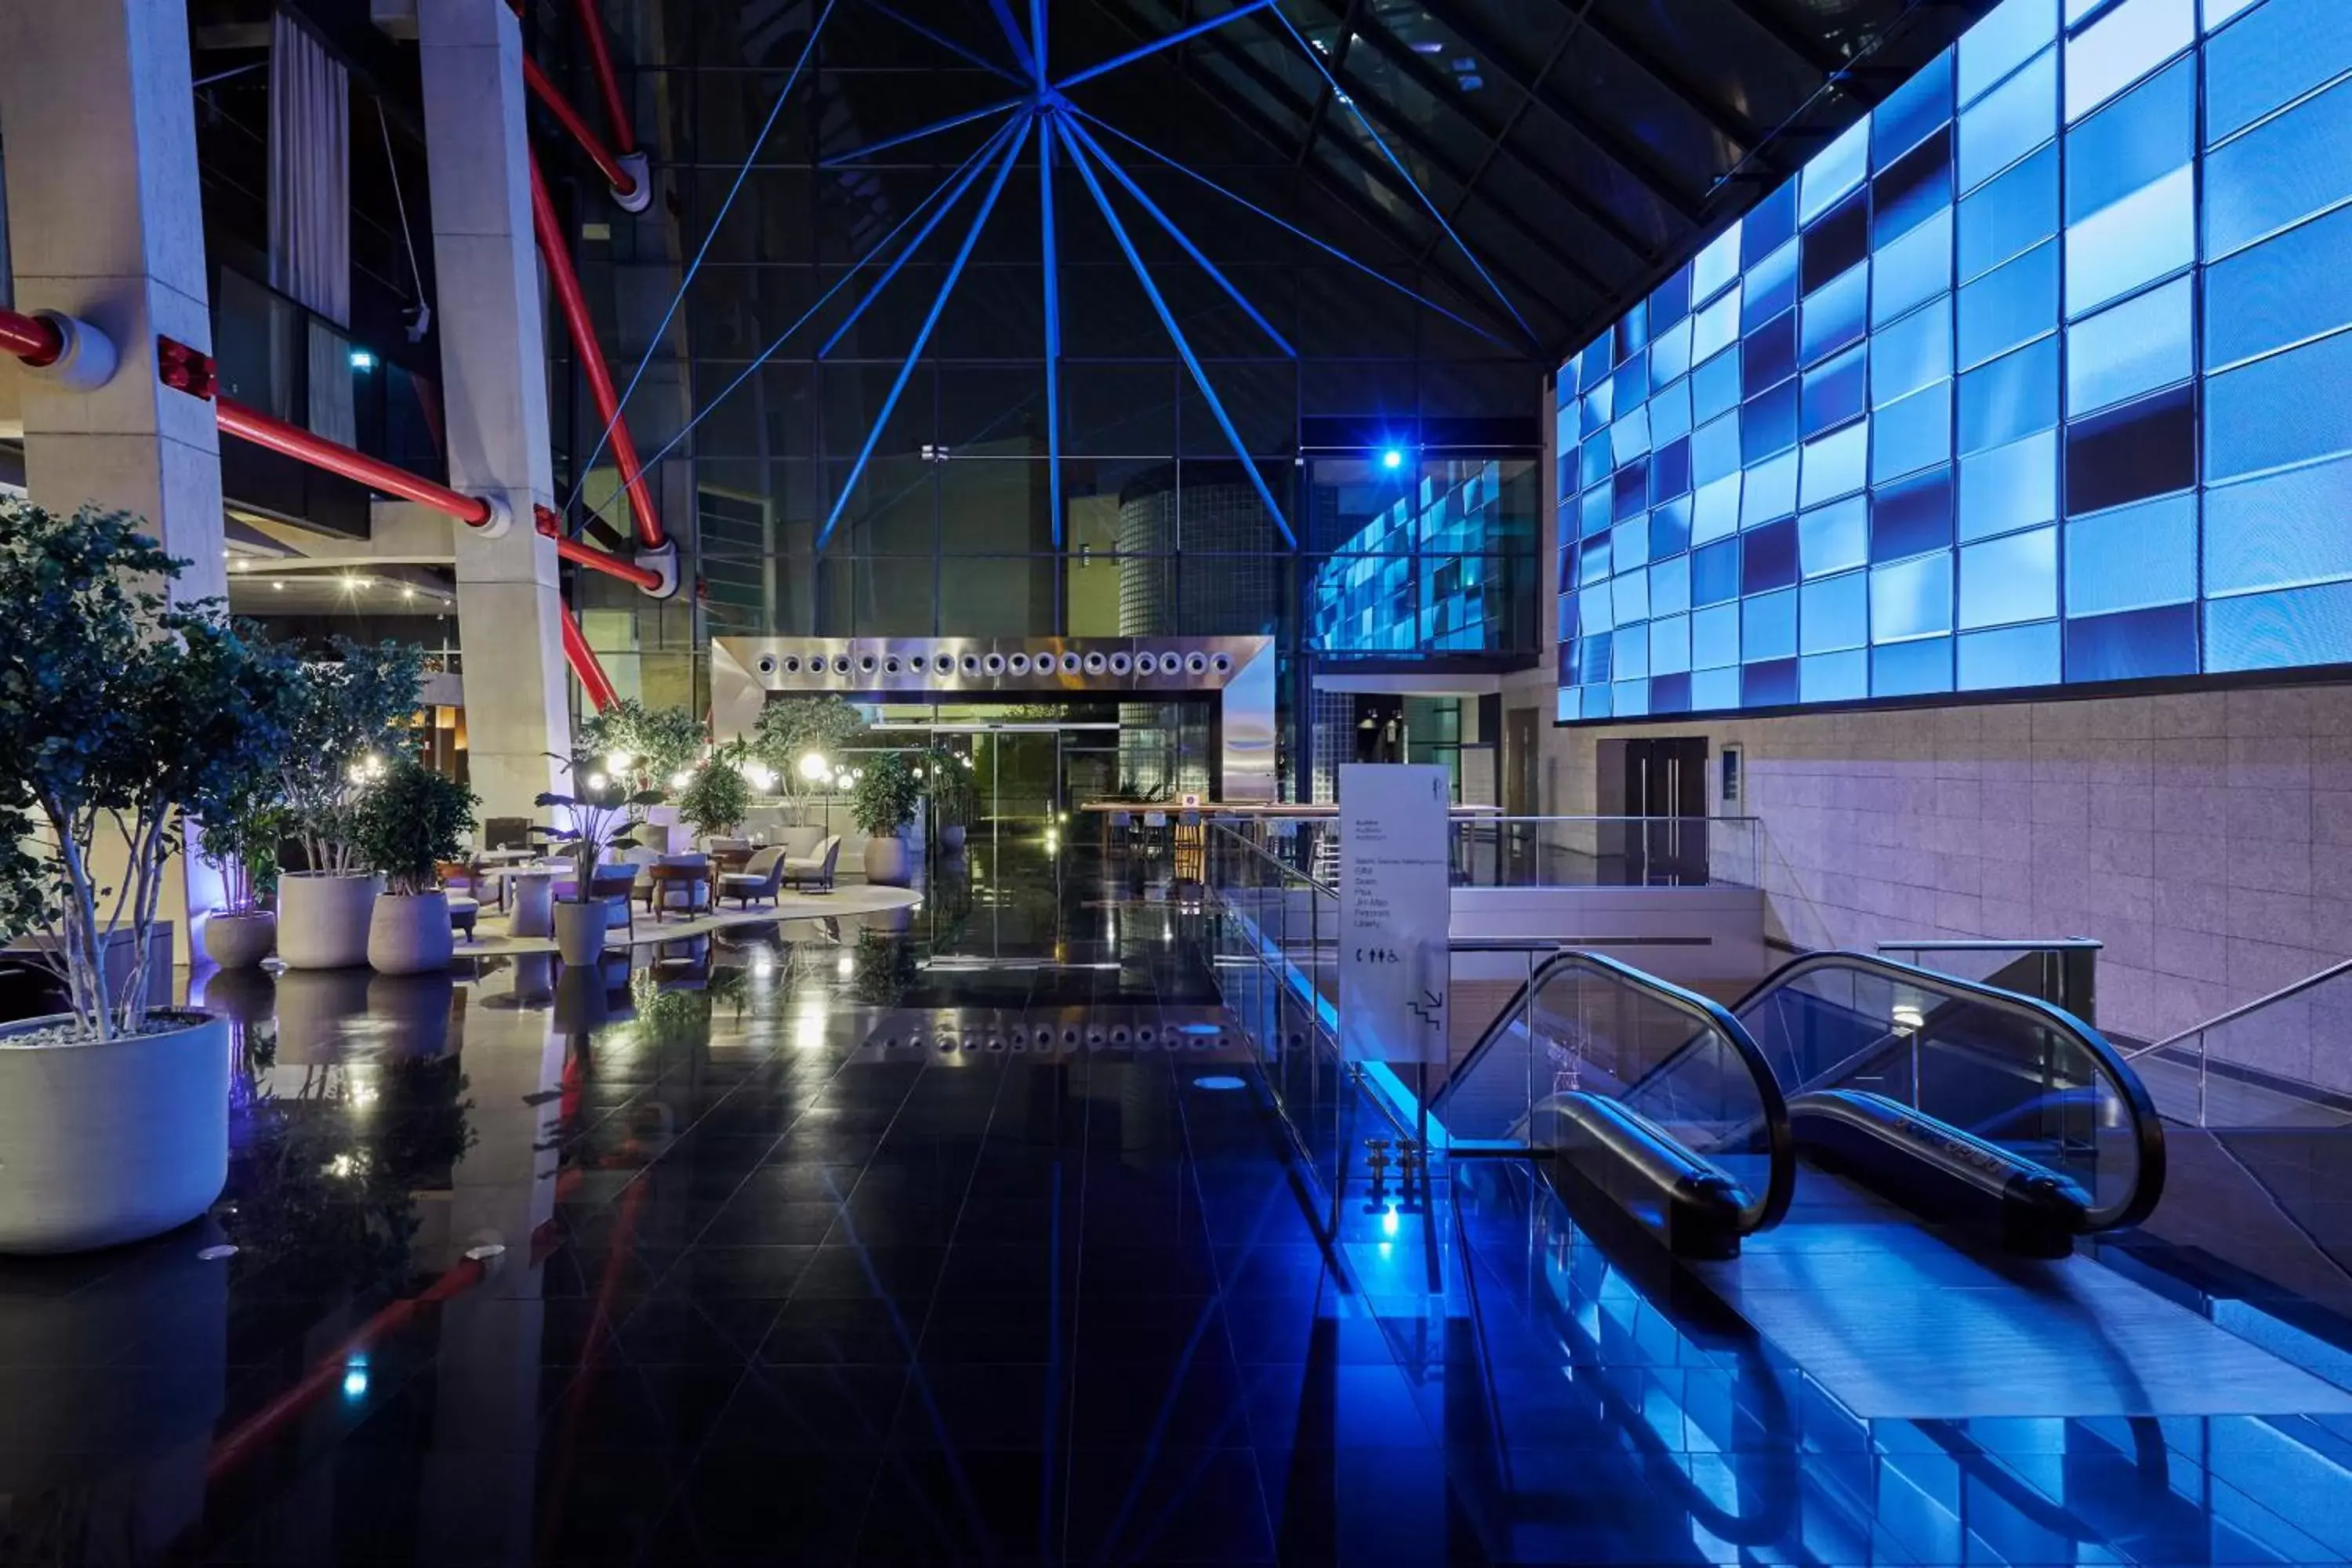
left=1733, top=950, right=2165, bottom=1232
left=1878, top=938, right=2103, bottom=953
left=1211, top=819, right=1335, bottom=898
left=2125, top=956, right=2352, bottom=1058
left=1442, top=949, right=1796, bottom=1235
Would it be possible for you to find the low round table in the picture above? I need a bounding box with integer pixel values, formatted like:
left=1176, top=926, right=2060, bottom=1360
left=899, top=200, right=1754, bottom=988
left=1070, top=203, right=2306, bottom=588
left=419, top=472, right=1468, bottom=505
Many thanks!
left=506, top=869, right=557, bottom=938
left=641, top=863, right=711, bottom=920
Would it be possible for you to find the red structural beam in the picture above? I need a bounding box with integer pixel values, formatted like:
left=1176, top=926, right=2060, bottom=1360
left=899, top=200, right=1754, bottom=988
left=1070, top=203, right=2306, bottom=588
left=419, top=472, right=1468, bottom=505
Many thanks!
left=533, top=503, right=664, bottom=591
left=217, top=394, right=499, bottom=528
left=522, top=53, right=641, bottom=201
left=572, top=0, right=639, bottom=157
left=561, top=608, right=619, bottom=710
left=528, top=158, right=668, bottom=552
left=0, top=305, right=61, bottom=365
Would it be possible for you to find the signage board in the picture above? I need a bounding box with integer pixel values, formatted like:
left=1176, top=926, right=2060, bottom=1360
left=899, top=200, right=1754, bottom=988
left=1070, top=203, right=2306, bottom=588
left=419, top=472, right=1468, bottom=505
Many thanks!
left=1337, top=764, right=1450, bottom=1064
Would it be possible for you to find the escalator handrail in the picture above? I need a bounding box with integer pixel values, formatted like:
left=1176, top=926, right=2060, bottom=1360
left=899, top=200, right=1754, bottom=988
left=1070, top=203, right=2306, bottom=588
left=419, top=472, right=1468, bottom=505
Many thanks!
left=1443, top=949, right=1795, bottom=1234
left=1732, top=949, right=2166, bottom=1232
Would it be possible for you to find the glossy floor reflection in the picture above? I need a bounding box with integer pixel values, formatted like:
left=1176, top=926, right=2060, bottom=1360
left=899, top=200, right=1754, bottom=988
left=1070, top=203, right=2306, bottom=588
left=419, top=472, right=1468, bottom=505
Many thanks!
left=7, top=843, right=2352, bottom=1564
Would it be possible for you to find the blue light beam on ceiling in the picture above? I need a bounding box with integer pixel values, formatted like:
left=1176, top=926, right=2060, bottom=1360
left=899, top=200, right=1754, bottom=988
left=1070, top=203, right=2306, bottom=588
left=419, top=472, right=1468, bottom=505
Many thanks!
left=1054, top=0, right=1278, bottom=91
left=988, top=0, right=1036, bottom=78
left=865, top=0, right=1026, bottom=84
left=818, top=95, right=1021, bottom=169
left=819, top=114, right=1025, bottom=358
left=1040, top=112, right=1065, bottom=547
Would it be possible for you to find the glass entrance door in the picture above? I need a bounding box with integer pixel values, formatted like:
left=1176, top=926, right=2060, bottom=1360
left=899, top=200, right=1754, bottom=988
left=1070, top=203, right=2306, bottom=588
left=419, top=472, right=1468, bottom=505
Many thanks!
left=975, top=728, right=1059, bottom=826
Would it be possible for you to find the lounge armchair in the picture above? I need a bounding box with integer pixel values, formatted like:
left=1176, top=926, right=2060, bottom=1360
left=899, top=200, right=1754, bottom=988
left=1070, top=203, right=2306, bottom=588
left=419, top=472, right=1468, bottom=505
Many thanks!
left=781, top=835, right=840, bottom=892
left=720, top=845, right=788, bottom=909
left=586, top=866, right=638, bottom=937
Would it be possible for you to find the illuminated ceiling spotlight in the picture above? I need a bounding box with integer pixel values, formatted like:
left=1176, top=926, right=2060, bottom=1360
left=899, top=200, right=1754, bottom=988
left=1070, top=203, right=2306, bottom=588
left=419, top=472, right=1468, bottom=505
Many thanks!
left=1380, top=446, right=1406, bottom=472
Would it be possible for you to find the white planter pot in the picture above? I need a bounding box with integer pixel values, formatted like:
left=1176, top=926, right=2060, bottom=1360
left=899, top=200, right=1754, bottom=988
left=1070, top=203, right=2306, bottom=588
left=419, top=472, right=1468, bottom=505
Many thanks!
left=201, top=910, right=276, bottom=969
left=0, top=1011, right=231, bottom=1254
left=554, top=901, right=610, bottom=966
left=938, top=824, right=967, bottom=851
left=368, top=891, right=453, bottom=976
left=276, top=873, right=382, bottom=969
left=863, top=833, right=913, bottom=886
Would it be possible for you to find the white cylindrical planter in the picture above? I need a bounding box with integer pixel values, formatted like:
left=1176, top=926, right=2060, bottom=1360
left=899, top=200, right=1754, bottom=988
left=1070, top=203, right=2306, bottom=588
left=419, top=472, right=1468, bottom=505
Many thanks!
left=506, top=869, right=557, bottom=938
left=554, top=901, right=608, bottom=966
left=863, top=833, right=912, bottom=887
left=368, top=891, right=453, bottom=976
left=201, top=910, right=276, bottom=968
left=276, top=873, right=382, bottom=968
left=0, top=1013, right=231, bottom=1254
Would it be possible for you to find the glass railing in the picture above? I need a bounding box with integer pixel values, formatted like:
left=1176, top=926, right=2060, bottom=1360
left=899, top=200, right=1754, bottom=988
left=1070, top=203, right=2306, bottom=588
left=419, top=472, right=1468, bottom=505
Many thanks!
left=2122, top=959, right=2352, bottom=1130
left=1730, top=953, right=2164, bottom=1232
left=1229, top=813, right=1762, bottom=889
left=1876, top=938, right=2101, bottom=1026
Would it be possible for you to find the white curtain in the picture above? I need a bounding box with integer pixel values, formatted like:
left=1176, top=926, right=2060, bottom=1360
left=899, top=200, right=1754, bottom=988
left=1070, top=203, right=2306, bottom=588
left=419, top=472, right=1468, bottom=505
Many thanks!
left=267, top=12, right=349, bottom=328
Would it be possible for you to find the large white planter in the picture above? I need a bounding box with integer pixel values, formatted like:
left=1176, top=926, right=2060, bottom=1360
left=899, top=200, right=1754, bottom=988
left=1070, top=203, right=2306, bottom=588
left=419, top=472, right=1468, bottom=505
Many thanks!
left=276, top=872, right=382, bottom=969
left=0, top=1012, right=230, bottom=1254
left=554, top=901, right=610, bottom=966
left=863, top=833, right=913, bottom=887
left=368, top=891, right=453, bottom=976
left=201, top=910, right=276, bottom=969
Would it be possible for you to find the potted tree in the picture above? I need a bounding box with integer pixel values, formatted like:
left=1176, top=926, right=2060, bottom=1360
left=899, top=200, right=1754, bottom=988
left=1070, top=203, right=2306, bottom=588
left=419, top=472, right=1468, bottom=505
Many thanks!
left=536, top=759, right=662, bottom=966
left=926, top=751, right=976, bottom=851
left=0, top=502, right=301, bottom=1253
left=353, top=757, right=478, bottom=975
left=851, top=753, right=923, bottom=887
left=277, top=638, right=428, bottom=969
left=677, top=755, right=752, bottom=847
left=583, top=698, right=706, bottom=793
left=194, top=771, right=285, bottom=969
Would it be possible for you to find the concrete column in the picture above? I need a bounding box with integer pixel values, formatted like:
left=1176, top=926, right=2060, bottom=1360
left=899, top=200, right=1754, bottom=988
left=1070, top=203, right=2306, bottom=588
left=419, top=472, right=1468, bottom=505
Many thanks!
left=417, top=0, right=571, bottom=822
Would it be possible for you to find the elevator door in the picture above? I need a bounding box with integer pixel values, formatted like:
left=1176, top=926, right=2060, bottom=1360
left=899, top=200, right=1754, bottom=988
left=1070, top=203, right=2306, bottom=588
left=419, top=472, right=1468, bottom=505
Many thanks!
left=1624, top=736, right=1709, bottom=885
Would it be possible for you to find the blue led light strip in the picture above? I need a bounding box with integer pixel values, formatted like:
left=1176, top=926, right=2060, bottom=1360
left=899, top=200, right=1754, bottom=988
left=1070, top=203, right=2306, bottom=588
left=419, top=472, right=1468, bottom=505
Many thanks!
left=1054, top=0, right=1277, bottom=91
left=817, top=118, right=1036, bottom=551
left=819, top=114, right=1025, bottom=359
left=864, top=0, right=1025, bottom=84
left=818, top=95, right=1021, bottom=169
left=987, top=0, right=1036, bottom=78
left=1040, top=111, right=1065, bottom=547
left=1054, top=114, right=1297, bottom=547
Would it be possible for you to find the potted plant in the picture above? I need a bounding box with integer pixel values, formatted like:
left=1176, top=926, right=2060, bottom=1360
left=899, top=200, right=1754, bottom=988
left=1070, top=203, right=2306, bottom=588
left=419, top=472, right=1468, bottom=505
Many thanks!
left=352, top=756, right=478, bottom=975
left=194, top=772, right=285, bottom=969
left=535, top=758, right=662, bottom=966
left=0, top=502, right=302, bottom=1253
left=677, top=756, right=752, bottom=846
left=851, top=753, right=923, bottom=887
left=581, top=698, right=707, bottom=793
left=925, top=751, right=976, bottom=851
left=276, top=638, right=428, bottom=969
left=750, top=695, right=867, bottom=809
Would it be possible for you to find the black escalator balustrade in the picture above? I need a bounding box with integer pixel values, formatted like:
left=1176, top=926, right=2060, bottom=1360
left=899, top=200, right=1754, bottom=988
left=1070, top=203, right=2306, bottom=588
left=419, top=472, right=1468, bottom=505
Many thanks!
left=1728, top=951, right=2166, bottom=1256
left=1436, top=951, right=1795, bottom=1261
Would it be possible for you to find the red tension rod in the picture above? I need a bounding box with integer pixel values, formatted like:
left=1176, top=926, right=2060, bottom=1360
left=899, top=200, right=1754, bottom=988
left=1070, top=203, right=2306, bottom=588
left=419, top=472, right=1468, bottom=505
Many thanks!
left=561, top=608, right=619, bottom=710
left=509, top=0, right=647, bottom=210
left=529, top=158, right=669, bottom=553
left=571, top=0, right=638, bottom=158
left=218, top=394, right=503, bottom=530
left=0, top=306, right=60, bottom=364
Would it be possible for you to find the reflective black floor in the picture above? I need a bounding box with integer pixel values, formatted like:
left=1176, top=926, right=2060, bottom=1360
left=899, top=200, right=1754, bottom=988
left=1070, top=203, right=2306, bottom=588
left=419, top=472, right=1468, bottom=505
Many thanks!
left=8, top=842, right=2352, bottom=1565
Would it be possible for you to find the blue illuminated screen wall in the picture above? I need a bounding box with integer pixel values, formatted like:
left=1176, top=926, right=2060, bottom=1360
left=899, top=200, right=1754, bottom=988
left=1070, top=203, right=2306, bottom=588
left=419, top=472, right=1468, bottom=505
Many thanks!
left=1555, top=0, right=2352, bottom=723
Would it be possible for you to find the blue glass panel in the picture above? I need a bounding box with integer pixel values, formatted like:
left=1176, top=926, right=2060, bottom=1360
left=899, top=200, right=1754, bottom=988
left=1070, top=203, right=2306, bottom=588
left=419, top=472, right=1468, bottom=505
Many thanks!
left=1871, top=550, right=1955, bottom=640
left=1874, top=636, right=1956, bottom=694
left=1877, top=47, right=1955, bottom=165
left=1874, top=127, right=1954, bottom=245
left=1802, top=420, right=1871, bottom=508
left=1802, top=648, right=1871, bottom=700
left=1873, top=298, right=1955, bottom=407
left=1692, top=289, right=1742, bottom=365
left=2066, top=56, right=2194, bottom=223
left=1581, top=589, right=1613, bottom=637
left=1693, top=601, right=1740, bottom=666
left=1649, top=264, right=1692, bottom=328
left=2067, top=165, right=2196, bottom=316
left=1611, top=403, right=1653, bottom=466
left=1693, top=346, right=1743, bottom=425
left=1691, top=665, right=1741, bottom=709
left=1958, top=335, right=2061, bottom=452
left=1578, top=631, right=1613, bottom=681
left=1612, top=517, right=1650, bottom=574
left=2067, top=276, right=2194, bottom=416
left=1650, top=315, right=1692, bottom=390
left=1744, top=310, right=1800, bottom=396
left=2068, top=382, right=2198, bottom=512
left=2207, top=206, right=2352, bottom=373
left=1958, top=620, right=2063, bottom=688
left=1613, top=576, right=1650, bottom=643
left=1874, top=208, right=1955, bottom=327
left=1958, top=45, right=2058, bottom=192
left=1742, top=380, right=1801, bottom=463
left=1744, top=182, right=1799, bottom=269
left=1803, top=120, right=1871, bottom=224
left=1958, top=240, right=2060, bottom=370
left=2207, top=580, right=2352, bottom=669
left=1959, top=524, right=2059, bottom=627
left=1613, top=463, right=1648, bottom=522
left=1959, top=428, right=2059, bottom=541
left=2205, top=0, right=2260, bottom=31
left=1958, top=0, right=2057, bottom=107
left=1693, top=474, right=1742, bottom=544
left=2064, top=603, right=2198, bottom=678
left=1692, top=537, right=1740, bottom=605
left=1581, top=435, right=1611, bottom=491
left=1873, top=465, right=1956, bottom=561
left=1872, top=383, right=1955, bottom=481
left=1744, top=586, right=1799, bottom=659
left=1650, top=613, right=1691, bottom=675
left=1651, top=495, right=1693, bottom=558
left=1580, top=485, right=1613, bottom=539
left=1555, top=686, right=1579, bottom=722
left=1744, top=239, right=1802, bottom=333
left=1582, top=682, right=1614, bottom=718
left=1802, top=261, right=1871, bottom=366
left=2204, top=77, right=2352, bottom=260
left=1744, top=657, right=1801, bottom=706
left=1800, top=494, right=1871, bottom=577
left=1804, top=191, right=1872, bottom=292
left=1693, top=225, right=1742, bottom=304
left=1802, top=569, right=1871, bottom=652
left=1743, top=517, right=1801, bottom=593
left=1803, top=345, right=1869, bottom=437
left=2067, top=0, right=2194, bottom=123
left=2206, top=0, right=2352, bottom=146
left=1959, top=143, right=2060, bottom=283
left=1651, top=553, right=1692, bottom=618
left=2206, top=453, right=2352, bottom=594
left=1580, top=340, right=1611, bottom=388
left=2067, top=492, right=2198, bottom=614
left=2207, top=328, right=2352, bottom=483
left=1612, top=355, right=1648, bottom=413
left=1616, top=301, right=1649, bottom=361
left=1651, top=436, right=1693, bottom=503
left=1742, top=449, right=1800, bottom=528
left=1612, top=678, right=1650, bottom=716
left=1692, top=408, right=1743, bottom=486
left=1649, top=671, right=1693, bottom=713
left=1650, top=376, right=1692, bottom=443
